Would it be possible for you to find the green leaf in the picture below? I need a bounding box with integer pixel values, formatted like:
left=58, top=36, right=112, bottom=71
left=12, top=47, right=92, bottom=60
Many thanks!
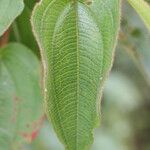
left=127, top=0, right=150, bottom=31
left=24, top=0, right=37, bottom=9
left=0, top=43, right=43, bottom=149
left=10, top=6, right=40, bottom=56
left=9, top=0, right=39, bottom=56
left=0, top=0, right=24, bottom=36
left=31, top=0, right=120, bottom=149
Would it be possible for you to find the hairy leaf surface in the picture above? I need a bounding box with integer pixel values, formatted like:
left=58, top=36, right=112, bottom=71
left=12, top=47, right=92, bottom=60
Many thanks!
left=31, top=0, right=120, bottom=149
left=0, top=0, right=24, bottom=36
left=0, top=43, right=43, bottom=149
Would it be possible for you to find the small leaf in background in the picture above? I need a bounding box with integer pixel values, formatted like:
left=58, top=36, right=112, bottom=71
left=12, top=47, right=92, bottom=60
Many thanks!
left=119, top=0, right=150, bottom=86
left=10, top=0, right=40, bottom=56
left=0, top=43, right=44, bottom=149
left=31, top=0, right=120, bottom=149
left=127, top=0, right=150, bottom=31
left=0, top=0, right=24, bottom=36
left=24, top=0, right=37, bottom=10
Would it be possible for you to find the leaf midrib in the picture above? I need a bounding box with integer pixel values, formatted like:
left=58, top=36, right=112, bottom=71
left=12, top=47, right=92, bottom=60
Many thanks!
left=74, top=1, right=79, bottom=149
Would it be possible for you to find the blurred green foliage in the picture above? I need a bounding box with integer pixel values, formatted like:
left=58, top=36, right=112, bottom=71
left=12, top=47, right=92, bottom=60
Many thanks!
left=0, top=1, right=149, bottom=150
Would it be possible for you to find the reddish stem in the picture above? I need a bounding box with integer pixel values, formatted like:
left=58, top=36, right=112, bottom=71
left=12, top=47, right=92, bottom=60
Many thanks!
left=0, top=29, right=10, bottom=48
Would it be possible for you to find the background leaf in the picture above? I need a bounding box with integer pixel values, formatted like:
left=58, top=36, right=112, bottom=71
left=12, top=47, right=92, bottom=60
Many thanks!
left=0, top=0, right=24, bottom=36
left=9, top=0, right=39, bottom=56
left=31, top=0, right=120, bottom=149
left=127, top=0, right=150, bottom=31
left=0, top=43, right=44, bottom=149
left=24, top=0, right=37, bottom=10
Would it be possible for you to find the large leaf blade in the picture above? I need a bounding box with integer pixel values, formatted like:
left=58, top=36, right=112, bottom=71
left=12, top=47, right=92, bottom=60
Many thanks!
left=0, top=43, right=43, bottom=149
left=0, top=0, right=24, bottom=36
left=31, top=0, right=120, bottom=149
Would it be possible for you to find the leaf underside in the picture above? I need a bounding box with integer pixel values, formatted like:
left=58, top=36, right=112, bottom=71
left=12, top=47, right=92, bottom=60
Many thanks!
left=31, top=0, right=120, bottom=149
left=0, top=43, right=43, bottom=149
left=0, top=0, right=24, bottom=36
